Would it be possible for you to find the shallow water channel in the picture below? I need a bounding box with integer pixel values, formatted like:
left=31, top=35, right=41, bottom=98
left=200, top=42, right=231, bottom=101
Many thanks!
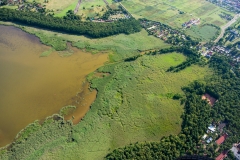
left=0, top=25, right=108, bottom=147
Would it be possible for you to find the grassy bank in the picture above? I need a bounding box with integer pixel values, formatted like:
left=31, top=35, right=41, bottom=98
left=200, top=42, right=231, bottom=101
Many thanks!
left=0, top=21, right=170, bottom=61
left=0, top=52, right=211, bottom=160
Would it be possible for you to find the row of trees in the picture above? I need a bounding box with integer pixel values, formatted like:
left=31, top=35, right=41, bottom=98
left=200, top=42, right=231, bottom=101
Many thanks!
left=0, top=8, right=141, bottom=38
left=105, top=54, right=240, bottom=159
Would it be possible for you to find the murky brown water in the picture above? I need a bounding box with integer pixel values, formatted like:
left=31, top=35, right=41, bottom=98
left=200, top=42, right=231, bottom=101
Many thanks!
left=0, top=25, right=108, bottom=147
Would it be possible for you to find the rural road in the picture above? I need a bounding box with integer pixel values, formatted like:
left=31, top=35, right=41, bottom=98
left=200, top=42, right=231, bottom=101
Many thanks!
left=214, top=14, right=240, bottom=43
left=74, top=0, right=82, bottom=14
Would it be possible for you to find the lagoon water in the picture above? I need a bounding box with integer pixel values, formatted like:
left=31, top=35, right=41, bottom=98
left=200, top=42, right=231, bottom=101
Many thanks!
left=0, top=25, right=108, bottom=147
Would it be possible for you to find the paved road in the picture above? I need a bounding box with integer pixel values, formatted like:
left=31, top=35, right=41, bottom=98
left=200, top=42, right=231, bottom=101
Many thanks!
left=214, top=14, right=240, bottom=43
left=74, top=0, right=82, bottom=14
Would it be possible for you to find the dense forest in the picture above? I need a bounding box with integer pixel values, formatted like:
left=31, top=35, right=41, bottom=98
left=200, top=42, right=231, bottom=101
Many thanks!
left=106, top=54, right=240, bottom=159
left=0, top=8, right=141, bottom=38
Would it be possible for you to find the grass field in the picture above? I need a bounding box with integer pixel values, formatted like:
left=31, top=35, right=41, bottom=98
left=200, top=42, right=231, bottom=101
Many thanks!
left=27, top=0, right=113, bottom=18
left=72, top=30, right=170, bottom=61
left=122, top=0, right=234, bottom=28
left=75, top=0, right=113, bottom=19
left=185, top=25, right=219, bottom=41
left=0, top=53, right=212, bottom=160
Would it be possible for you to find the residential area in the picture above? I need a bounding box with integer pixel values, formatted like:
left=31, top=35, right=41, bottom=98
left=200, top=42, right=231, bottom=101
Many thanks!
left=91, top=4, right=131, bottom=22
left=200, top=94, right=240, bottom=160
left=208, top=0, right=240, bottom=13
left=141, top=19, right=192, bottom=45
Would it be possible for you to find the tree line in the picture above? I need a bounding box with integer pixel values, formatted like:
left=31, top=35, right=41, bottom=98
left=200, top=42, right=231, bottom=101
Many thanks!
left=0, top=8, right=141, bottom=38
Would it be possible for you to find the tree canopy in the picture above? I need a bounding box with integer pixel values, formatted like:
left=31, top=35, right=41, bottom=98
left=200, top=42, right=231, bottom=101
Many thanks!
left=0, top=8, right=141, bottom=38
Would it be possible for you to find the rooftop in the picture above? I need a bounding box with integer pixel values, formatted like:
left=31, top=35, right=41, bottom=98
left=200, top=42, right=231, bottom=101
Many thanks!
left=206, top=137, right=213, bottom=143
left=208, top=125, right=216, bottom=132
left=216, top=134, right=228, bottom=145
left=215, top=151, right=228, bottom=160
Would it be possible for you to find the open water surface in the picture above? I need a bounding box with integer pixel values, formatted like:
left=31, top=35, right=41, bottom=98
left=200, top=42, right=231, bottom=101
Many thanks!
left=0, top=25, right=108, bottom=147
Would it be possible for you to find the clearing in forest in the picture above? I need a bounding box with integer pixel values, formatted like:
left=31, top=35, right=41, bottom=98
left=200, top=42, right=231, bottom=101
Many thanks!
left=202, top=93, right=217, bottom=106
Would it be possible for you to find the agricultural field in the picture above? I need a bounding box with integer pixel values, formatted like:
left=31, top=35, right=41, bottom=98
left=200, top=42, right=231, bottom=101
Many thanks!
left=0, top=52, right=212, bottom=160
left=121, top=0, right=234, bottom=28
left=2, top=0, right=114, bottom=19
left=28, top=0, right=78, bottom=16
left=27, top=0, right=114, bottom=18
left=185, top=25, right=220, bottom=41
left=75, top=0, right=115, bottom=20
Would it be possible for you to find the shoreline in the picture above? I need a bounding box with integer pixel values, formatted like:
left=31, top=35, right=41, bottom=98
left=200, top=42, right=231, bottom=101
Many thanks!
left=0, top=24, right=109, bottom=149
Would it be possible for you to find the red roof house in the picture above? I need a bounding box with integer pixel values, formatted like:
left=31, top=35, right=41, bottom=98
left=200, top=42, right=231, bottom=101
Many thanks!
left=202, top=93, right=217, bottom=106
left=215, top=151, right=227, bottom=160
left=216, top=134, right=228, bottom=145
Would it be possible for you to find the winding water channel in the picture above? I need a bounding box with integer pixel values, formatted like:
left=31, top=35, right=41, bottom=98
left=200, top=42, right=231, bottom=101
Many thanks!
left=0, top=25, right=108, bottom=147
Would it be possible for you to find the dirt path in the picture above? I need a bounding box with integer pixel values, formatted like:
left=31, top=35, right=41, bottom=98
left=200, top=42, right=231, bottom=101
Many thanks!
left=74, top=0, right=82, bottom=14
left=214, top=14, right=240, bottom=43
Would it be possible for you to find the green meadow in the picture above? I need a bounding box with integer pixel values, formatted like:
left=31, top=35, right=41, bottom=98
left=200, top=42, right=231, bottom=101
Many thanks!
left=72, top=30, right=170, bottom=61
left=0, top=52, right=211, bottom=160
left=185, top=25, right=220, bottom=41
